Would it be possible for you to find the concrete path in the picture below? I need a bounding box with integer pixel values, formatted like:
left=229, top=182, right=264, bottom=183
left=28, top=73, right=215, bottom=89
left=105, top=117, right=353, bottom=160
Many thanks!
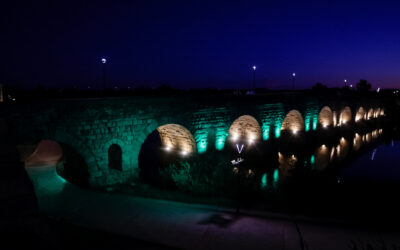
left=26, top=165, right=400, bottom=250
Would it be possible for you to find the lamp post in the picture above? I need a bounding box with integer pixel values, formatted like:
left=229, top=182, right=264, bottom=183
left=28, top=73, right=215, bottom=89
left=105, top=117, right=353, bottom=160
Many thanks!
left=292, top=73, right=296, bottom=90
left=101, top=58, right=107, bottom=90
left=344, top=79, right=347, bottom=88
left=252, top=65, right=256, bottom=91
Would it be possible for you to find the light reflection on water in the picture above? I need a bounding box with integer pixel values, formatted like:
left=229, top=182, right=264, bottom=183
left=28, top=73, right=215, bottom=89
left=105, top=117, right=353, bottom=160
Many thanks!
left=339, top=134, right=400, bottom=183
left=265, top=128, right=386, bottom=188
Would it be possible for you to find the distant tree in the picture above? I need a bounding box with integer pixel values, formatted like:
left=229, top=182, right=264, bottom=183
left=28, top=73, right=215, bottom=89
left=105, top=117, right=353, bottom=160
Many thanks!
left=356, top=79, right=371, bottom=92
left=312, top=82, right=328, bottom=91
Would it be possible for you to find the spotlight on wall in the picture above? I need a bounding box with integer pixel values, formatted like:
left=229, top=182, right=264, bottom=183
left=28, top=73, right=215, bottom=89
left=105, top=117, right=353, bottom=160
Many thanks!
left=231, top=133, right=238, bottom=141
left=181, top=150, right=188, bottom=156
left=165, top=146, right=171, bottom=152
left=292, top=129, right=297, bottom=135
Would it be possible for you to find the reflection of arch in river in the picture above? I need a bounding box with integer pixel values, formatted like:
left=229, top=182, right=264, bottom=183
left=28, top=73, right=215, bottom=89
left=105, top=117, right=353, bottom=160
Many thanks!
left=353, top=133, right=362, bottom=151
left=278, top=152, right=298, bottom=180
left=336, top=137, right=350, bottom=161
left=355, top=107, right=365, bottom=122
left=314, top=144, right=330, bottom=171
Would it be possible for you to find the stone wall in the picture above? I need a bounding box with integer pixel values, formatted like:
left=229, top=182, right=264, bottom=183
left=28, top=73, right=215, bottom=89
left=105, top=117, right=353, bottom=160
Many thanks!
left=4, top=94, right=385, bottom=187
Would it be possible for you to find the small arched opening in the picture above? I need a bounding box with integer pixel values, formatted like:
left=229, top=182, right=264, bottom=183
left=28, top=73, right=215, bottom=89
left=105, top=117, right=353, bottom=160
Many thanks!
left=108, top=144, right=122, bottom=171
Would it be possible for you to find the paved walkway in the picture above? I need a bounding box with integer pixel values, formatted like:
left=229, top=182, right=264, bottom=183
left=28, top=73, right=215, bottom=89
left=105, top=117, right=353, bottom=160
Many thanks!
left=26, top=165, right=400, bottom=250
left=2, top=113, right=400, bottom=250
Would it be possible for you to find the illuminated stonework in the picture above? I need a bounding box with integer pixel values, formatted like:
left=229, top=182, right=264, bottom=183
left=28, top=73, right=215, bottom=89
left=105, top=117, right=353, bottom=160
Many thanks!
left=353, top=133, right=362, bottom=150
left=374, top=108, right=381, bottom=118
left=281, top=110, right=304, bottom=133
left=258, top=103, right=285, bottom=140
left=304, top=103, right=319, bottom=131
left=317, top=106, right=333, bottom=128
left=339, top=106, right=352, bottom=125
left=367, top=108, right=374, bottom=120
left=157, top=124, right=196, bottom=154
left=229, top=115, right=262, bottom=142
left=355, top=107, right=365, bottom=122
left=332, top=111, right=338, bottom=127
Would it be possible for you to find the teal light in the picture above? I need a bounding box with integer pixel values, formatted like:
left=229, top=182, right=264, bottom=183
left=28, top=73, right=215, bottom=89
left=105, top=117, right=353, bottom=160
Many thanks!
left=261, top=173, right=267, bottom=188
left=57, top=174, right=67, bottom=183
left=305, top=116, right=311, bottom=132
left=215, top=136, right=226, bottom=151
left=273, top=169, right=279, bottom=186
left=258, top=103, right=284, bottom=139
left=197, top=139, right=208, bottom=154
left=195, top=132, right=208, bottom=154
left=305, top=103, right=320, bottom=132
left=262, top=124, right=270, bottom=141
left=274, top=124, right=281, bottom=138
left=310, top=155, right=316, bottom=170
left=312, top=115, right=318, bottom=130
left=215, top=128, right=227, bottom=151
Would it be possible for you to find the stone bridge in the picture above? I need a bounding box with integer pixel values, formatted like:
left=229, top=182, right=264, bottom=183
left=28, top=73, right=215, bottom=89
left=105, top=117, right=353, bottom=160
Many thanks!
left=2, top=94, right=385, bottom=187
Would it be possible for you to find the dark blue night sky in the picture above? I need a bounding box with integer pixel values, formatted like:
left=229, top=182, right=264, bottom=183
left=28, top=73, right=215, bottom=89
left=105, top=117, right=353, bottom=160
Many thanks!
left=2, top=0, right=400, bottom=90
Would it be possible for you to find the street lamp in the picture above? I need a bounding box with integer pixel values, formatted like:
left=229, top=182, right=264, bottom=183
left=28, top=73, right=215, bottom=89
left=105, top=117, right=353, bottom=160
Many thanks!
left=101, top=57, right=107, bottom=90
left=252, top=65, right=256, bottom=91
left=292, top=73, right=296, bottom=90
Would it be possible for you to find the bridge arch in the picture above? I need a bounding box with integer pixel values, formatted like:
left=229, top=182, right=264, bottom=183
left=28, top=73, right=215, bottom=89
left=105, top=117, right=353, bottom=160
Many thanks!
left=138, top=123, right=196, bottom=185
left=228, top=115, right=262, bottom=143
left=281, top=110, right=304, bottom=133
left=339, top=106, right=352, bottom=125
left=157, top=124, right=196, bottom=154
left=367, top=108, right=374, bottom=120
left=355, top=107, right=365, bottom=122
left=317, top=106, right=333, bottom=128
left=53, top=130, right=98, bottom=186
left=374, top=108, right=381, bottom=118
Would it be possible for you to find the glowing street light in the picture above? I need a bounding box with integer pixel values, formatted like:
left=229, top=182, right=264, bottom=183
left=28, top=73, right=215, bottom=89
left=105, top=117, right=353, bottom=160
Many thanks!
left=101, top=57, right=107, bottom=89
left=252, top=65, right=257, bottom=91
left=292, top=72, right=296, bottom=90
